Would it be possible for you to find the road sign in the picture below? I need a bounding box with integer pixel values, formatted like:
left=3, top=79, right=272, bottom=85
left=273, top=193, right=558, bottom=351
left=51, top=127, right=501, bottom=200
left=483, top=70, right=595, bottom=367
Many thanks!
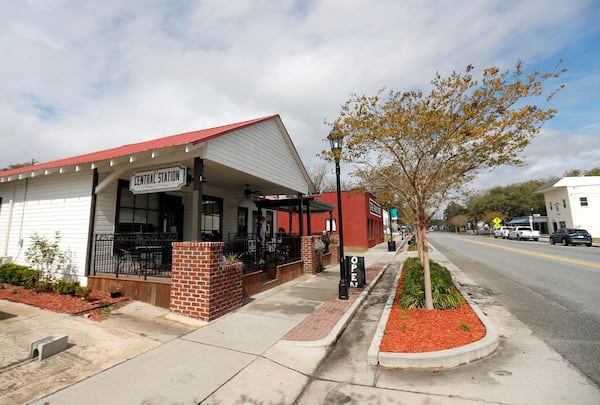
left=492, top=217, right=502, bottom=227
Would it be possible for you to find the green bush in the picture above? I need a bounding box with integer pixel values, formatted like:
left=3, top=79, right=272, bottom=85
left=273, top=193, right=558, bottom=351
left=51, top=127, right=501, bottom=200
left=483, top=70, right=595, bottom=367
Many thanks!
left=33, top=280, right=54, bottom=293
left=0, top=263, right=41, bottom=288
left=0, top=262, right=90, bottom=298
left=75, top=285, right=93, bottom=299
left=399, top=257, right=463, bottom=309
left=53, top=279, right=80, bottom=295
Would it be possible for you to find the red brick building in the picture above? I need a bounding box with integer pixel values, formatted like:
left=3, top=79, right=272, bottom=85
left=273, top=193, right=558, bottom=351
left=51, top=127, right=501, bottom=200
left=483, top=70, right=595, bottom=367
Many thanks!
left=277, top=190, right=385, bottom=249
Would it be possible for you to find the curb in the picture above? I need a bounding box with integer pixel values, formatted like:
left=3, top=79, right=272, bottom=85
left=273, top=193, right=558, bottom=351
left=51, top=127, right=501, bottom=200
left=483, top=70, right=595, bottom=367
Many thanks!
left=368, top=255, right=499, bottom=369
left=367, top=259, right=403, bottom=365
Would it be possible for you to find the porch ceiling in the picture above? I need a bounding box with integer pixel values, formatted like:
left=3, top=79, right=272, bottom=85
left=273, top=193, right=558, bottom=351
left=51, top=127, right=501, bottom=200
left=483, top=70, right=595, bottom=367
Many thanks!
left=255, top=196, right=334, bottom=213
left=202, top=159, right=301, bottom=197
left=98, top=149, right=303, bottom=198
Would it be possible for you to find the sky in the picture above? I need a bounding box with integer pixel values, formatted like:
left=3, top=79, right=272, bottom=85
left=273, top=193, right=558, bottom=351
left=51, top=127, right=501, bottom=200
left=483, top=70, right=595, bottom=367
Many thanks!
left=1, top=0, right=599, bottom=193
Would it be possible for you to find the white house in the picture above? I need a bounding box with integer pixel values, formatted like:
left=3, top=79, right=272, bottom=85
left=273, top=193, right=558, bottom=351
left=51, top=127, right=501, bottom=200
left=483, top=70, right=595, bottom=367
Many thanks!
left=535, top=176, right=600, bottom=237
left=0, top=115, right=323, bottom=285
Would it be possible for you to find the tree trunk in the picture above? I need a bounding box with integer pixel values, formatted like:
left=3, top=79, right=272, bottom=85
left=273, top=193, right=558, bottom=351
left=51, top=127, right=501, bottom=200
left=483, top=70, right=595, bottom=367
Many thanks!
left=416, top=227, right=424, bottom=263
left=415, top=202, right=433, bottom=310
left=419, top=224, right=433, bottom=309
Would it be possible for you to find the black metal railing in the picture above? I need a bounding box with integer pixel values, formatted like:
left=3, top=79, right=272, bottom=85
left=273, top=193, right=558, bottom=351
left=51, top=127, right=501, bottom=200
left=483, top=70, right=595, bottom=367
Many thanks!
left=225, top=233, right=302, bottom=273
left=93, top=232, right=178, bottom=279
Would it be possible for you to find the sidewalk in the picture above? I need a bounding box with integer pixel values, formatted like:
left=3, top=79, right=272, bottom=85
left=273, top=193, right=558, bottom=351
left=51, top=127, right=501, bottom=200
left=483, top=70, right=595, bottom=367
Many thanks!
left=25, top=237, right=600, bottom=404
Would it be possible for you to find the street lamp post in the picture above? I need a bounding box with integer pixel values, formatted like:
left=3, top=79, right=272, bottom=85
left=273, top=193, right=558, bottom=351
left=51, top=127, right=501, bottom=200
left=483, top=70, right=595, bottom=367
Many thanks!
left=328, top=127, right=349, bottom=300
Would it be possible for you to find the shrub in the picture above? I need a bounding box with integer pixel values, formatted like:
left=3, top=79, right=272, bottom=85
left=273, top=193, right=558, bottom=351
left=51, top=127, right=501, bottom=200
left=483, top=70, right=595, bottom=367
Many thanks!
left=24, top=231, right=77, bottom=282
left=223, top=252, right=243, bottom=264
left=399, top=257, right=463, bottom=309
left=33, top=280, right=54, bottom=293
left=53, top=279, right=80, bottom=295
left=75, top=285, right=93, bottom=299
left=0, top=263, right=41, bottom=287
left=314, top=239, right=326, bottom=252
left=21, top=268, right=42, bottom=288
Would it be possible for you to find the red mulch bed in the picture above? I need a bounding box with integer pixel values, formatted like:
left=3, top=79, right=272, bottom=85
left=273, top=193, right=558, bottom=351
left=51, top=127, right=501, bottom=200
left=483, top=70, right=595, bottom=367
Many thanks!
left=380, top=267, right=486, bottom=353
left=0, top=284, right=129, bottom=321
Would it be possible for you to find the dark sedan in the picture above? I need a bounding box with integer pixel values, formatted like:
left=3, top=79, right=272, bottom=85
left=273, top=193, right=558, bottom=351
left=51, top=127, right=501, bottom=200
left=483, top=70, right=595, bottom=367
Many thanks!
left=550, top=228, right=593, bottom=246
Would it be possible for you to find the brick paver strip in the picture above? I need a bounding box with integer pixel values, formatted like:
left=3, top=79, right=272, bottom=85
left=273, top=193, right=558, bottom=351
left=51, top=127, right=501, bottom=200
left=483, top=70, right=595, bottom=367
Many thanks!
left=283, top=263, right=385, bottom=341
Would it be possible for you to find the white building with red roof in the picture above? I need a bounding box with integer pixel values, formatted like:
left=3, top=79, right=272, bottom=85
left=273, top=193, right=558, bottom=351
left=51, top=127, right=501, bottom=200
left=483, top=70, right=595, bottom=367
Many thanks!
left=0, top=115, right=319, bottom=288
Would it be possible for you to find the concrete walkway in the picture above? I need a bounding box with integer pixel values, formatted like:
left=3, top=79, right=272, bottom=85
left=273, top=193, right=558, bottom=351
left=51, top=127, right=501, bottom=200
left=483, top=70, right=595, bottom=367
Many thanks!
left=17, top=237, right=600, bottom=404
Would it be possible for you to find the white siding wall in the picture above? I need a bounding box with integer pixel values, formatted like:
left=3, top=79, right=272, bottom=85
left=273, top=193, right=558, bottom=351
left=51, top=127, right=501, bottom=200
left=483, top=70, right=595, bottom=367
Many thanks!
left=544, top=185, right=600, bottom=237
left=545, top=188, right=573, bottom=231
left=0, top=172, right=93, bottom=281
left=93, top=175, right=118, bottom=234
left=568, top=185, right=600, bottom=237
left=207, top=120, right=310, bottom=194
left=0, top=183, right=27, bottom=259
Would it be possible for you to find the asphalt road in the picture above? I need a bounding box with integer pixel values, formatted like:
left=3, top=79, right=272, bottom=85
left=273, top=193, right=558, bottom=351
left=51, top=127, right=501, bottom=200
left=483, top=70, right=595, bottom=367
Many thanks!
left=297, top=244, right=600, bottom=404
left=428, top=232, right=600, bottom=387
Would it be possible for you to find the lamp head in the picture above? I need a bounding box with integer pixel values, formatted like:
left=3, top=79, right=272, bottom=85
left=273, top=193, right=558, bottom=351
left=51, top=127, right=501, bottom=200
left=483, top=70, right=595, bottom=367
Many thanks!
left=328, top=126, right=344, bottom=161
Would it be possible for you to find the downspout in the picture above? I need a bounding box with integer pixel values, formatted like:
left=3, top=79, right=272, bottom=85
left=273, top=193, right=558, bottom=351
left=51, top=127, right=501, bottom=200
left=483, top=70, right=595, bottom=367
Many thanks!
left=298, top=193, right=304, bottom=236
left=306, top=199, right=312, bottom=235
left=85, top=169, right=99, bottom=277
left=13, top=178, right=29, bottom=262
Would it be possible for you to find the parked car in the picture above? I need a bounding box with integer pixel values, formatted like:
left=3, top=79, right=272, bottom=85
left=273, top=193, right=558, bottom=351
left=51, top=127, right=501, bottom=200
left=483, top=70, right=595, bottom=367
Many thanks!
left=507, top=226, right=540, bottom=241
left=493, top=226, right=512, bottom=239
left=549, top=228, right=592, bottom=246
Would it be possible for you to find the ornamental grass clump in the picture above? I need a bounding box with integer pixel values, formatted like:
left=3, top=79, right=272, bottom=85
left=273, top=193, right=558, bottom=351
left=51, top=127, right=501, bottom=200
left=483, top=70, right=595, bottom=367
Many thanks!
left=399, top=257, right=463, bottom=309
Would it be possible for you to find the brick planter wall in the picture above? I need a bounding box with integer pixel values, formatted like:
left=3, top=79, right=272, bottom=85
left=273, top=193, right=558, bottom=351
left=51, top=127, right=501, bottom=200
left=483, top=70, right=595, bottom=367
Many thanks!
left=170, top=242, right=243, bottom=322
left=276, top=260, right=304, bottom=283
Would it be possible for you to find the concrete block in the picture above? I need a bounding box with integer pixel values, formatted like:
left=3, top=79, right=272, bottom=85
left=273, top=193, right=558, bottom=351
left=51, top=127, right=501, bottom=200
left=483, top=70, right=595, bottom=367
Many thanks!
left=31, top=334, right=68, bottom=360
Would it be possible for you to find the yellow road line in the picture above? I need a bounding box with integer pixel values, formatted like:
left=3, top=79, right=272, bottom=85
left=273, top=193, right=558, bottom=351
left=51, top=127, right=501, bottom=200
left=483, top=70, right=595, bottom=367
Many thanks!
left=458, top=237, right=600, bottom=269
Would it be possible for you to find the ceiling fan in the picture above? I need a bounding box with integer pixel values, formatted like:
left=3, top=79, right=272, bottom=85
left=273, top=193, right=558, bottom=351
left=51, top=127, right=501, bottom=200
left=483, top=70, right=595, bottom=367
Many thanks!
left=244, top=184, right=261, bottom=199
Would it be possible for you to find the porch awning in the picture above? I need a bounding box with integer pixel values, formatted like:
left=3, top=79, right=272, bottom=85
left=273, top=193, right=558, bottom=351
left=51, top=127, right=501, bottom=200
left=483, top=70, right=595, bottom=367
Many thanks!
left=255, top=196, right=334, bottom=213
left=255, top=196, right=334, bottom=236
left=508, top=217, right=530, bottom=225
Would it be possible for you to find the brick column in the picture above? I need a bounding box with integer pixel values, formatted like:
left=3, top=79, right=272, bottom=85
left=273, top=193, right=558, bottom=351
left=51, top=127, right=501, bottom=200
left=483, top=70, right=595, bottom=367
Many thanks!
left=301, top=235, right=323, bottom=275
left=330, top=241, right=340, bottom=266
left=170, top=242, right=243, bottom=322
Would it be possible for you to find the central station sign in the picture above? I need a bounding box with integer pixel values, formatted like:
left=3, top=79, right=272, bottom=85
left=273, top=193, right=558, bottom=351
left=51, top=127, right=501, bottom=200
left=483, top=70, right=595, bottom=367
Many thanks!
left=129, top=166, right=187, bottom=194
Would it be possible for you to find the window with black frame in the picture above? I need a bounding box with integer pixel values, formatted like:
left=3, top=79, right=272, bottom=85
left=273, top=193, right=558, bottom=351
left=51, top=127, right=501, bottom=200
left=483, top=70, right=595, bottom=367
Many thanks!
left=116, top=181, right=160, bottom=233
left=237, top=207, right=248, bottom=234
left=201, top=197, right=223, bottom=241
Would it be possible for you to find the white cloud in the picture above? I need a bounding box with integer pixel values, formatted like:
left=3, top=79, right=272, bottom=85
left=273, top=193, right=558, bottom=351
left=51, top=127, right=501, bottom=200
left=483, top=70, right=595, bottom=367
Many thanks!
left=1, top=0, right=598, bottom=192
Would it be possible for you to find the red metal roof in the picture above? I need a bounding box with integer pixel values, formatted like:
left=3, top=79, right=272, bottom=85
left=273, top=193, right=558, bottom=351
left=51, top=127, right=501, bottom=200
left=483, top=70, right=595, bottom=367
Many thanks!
left=0, top=115, right=279, bottom=178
